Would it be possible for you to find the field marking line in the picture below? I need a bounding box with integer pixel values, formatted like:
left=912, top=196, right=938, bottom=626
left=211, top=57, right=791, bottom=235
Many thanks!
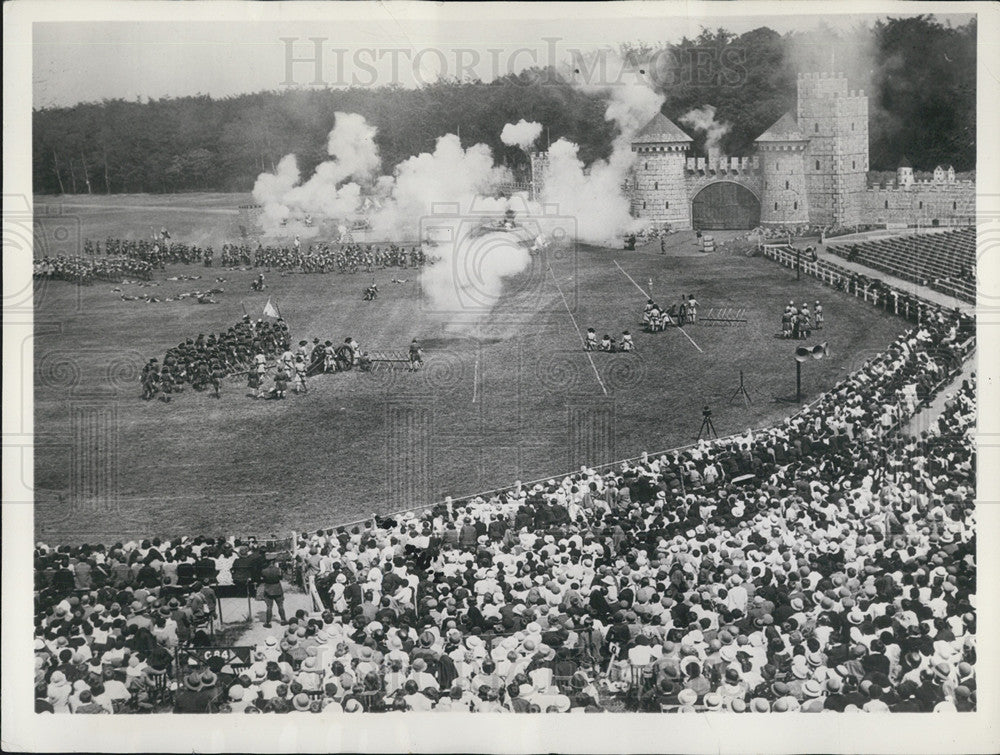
left=613, top=259, right=651, bottom=298
left=473, top=351, right=479, bottom=404
left=676, top=326, right=704, bottom=353
left=613, top=258, right=704, bottom=354
left=546, top=264, right=609, bottom=397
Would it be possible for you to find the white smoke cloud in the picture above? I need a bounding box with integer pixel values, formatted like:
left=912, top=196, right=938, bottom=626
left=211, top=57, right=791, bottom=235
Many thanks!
left=251, top=111, right=380, bottom=237
left=604, top=83, right=665, bottom=154
left=362, top=134, right=534, bottom=329
left=541, top=138, right=638, bottom=244
left=253, top=154, right=300, bottom=234
left=680, top=105, right=730, bottom=163
left=538, top=77, right=665, bottom=243
left=369, top=133, right=511, bottom=242
left=420, top=227, right=532, bottom=323
left=501, top=119, right=543, bottom=150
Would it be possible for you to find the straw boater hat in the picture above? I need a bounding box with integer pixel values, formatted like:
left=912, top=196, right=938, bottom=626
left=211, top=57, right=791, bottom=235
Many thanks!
left=802, top=680, right=823, bottom=698
left=677, top=688, right=697, bottom=706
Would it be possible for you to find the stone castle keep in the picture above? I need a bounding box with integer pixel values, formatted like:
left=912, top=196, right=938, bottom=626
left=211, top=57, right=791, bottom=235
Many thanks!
left=532, top=72, right=975, bottom=231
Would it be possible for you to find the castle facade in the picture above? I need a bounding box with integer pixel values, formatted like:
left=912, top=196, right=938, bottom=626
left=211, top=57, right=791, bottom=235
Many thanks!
left=532, top=72, right=975, bottom=231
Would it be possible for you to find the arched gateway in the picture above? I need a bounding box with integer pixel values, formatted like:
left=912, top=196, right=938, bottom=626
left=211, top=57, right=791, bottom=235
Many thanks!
left=691, top=181, right=761, bottom=230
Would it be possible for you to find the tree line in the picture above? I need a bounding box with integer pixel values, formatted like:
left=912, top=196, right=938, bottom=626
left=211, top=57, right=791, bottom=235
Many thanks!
left=33, top=15, right=975, bottom=195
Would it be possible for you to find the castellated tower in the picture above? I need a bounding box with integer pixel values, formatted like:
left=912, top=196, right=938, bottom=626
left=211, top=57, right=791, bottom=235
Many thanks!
left=629, top=113, right=693, bottom=229
left=797, top=72, right=869, bottom=227
left=529, top=151, right=550, bottom=201
left=756, top=113, right=810, bottom=226
left=897, top=157, right=914, bottom=188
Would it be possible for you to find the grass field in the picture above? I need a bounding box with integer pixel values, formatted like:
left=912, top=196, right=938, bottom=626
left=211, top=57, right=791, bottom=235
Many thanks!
left=33, top=194, right=908, bottom=542
left=35, top=192, right=247, bottom=251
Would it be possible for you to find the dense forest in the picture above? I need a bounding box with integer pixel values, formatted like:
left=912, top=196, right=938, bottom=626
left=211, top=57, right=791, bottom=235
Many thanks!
left=33, top=15, right=976, bottom=195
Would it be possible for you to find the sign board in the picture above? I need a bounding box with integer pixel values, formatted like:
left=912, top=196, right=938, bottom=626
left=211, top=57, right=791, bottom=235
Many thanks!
left=177, top=645, right=254, bottom=669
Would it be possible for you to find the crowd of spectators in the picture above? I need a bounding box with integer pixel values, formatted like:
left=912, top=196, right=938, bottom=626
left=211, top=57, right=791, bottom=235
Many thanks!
left=34, top=305, right=976, bottom=714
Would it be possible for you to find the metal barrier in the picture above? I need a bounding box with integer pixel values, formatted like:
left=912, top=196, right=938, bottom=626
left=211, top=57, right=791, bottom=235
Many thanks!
left=762, top=245, right=968, bottom=322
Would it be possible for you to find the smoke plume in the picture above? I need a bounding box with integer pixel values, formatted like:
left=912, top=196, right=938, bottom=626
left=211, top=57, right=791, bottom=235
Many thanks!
left=363, top=135, right=534, bottom=328
left=539, top=74, right=665, bottom=243
left=501, top=119, right=543, bottom=150
left=369, top=134, right=511, bottom=241
left=419, top=222, right=533, bottom=322
left=679, top=105, right=730, bottom=163
left=252, top=111, right=380, bottom=237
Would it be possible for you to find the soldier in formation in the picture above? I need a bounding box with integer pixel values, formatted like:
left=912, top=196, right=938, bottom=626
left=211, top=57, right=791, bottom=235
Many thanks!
left=140, top=315, right=290, bottom=401
left=218, top=242, right=432, bottom=273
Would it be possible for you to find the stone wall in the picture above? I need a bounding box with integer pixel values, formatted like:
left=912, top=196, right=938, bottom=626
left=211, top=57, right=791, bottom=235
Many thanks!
left=797, top=72, right=869, bottom=227
left=630, top=145, right=692, bottom=228
left=758, top=145, right=809, bottom=225
left=862, top=181, right=976, bottom=226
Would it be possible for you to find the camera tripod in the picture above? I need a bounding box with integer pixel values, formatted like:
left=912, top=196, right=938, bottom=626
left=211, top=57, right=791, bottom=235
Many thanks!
left=697, top=408, right=718, bottom=441
left=728, top=370, right=753, bottom=407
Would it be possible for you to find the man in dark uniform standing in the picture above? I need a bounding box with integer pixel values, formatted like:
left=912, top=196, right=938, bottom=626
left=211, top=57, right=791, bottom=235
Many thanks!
left=260, top=557, right=287, bottom=628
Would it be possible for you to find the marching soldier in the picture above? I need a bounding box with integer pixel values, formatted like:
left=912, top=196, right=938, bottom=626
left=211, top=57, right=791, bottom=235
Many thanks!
left=346, top=337, right=361, bottom=367
left=800, top=302, right=813, bottom=339
left=323, top=341, right=336, bottom=373
left=273, top=365, right=290, bottom=399
left=294, top=355, right=308, bottom=393
left=253, top=352, right=268, bottom=399
left=141, top=359, right=160, bottom=401
left=408, top=339, right=424, bottom=371
left=210, top=361, right=226, bottom=398
left=686, top=294, right=699, bottom=324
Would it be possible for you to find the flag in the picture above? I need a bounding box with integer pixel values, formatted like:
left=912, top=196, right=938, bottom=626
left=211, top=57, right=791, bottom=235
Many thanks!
left=263, top=298, right=280, bottom=318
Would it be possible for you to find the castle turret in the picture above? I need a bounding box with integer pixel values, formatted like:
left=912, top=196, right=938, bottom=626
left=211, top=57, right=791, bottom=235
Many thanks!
left=897, top=157, right=914, bottom=188
left=630, top=112, right=693, bottom=229
left=755, top=112, right=809, bottom=226
left=797, top=72, right=869, bottom=227
left=529, top=151, right=549, bottom=201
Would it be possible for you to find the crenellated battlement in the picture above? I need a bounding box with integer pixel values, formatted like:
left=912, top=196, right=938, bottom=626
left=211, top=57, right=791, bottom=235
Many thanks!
left=684, top=156, right=761, bottom=175
left=798, top=72, right=848, bottom=79
left=867, top=179, right=975, bottom=192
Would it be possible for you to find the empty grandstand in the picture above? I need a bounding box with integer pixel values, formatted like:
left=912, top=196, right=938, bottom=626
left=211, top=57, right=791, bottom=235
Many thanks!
left=828, top=229, right=976, bottom=304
